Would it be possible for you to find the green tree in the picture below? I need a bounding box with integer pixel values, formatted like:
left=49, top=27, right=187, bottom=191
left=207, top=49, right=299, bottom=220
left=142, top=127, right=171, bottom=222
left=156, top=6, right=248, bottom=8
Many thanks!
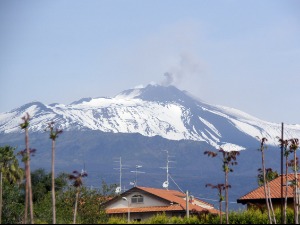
left=35, top=181, right=117, bottom=224
left=100, top=179, right=118, bottom=198
left=76, top=187, right=109, bottom=224
left=30, top=169, right=68, bottom=203
left=0, top=146, right=23, bottom=224
left=2, top=182, right=24, bottom=224
left=32, top=171, right=70, bottom=224
left=46, top=122, right=63, bottom=224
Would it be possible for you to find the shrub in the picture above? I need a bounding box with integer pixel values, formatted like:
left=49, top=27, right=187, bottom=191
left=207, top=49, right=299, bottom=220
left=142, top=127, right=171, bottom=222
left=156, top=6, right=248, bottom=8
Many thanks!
left=146, top=213, right=169, bottom=224
left=182, top=215, right=201, bottom=224
left=107, top=217, right=128, bottom=224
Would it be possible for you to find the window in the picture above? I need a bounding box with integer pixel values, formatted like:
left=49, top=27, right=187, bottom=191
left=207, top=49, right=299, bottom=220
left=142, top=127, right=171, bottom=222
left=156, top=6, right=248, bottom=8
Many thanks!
left=131, top=195, right=144, bottom=204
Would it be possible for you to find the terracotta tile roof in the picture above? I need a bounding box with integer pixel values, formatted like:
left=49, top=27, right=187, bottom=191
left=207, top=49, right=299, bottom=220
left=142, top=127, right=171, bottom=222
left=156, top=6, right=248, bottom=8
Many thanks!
left=105, top=186, right=220, bottom=215
left=137, top=187, right=218, bottom=214
left=238, top=174, right=299, bottom=202
left=137, top=187, right=214, bottom=206
left=106, top=205, right=184, bottom=214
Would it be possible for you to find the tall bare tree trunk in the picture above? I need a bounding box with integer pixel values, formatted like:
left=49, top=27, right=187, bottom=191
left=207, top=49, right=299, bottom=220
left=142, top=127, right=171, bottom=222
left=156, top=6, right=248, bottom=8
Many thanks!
left=284, top=157, right=289, bottom=224
left=24, top=162, right=28, bottom=224
left=0, top=171, right=2, bottom=224
left=25, top=127, right=34, bottom=224
left=52, top=140, right=56, bottom=224
left=262, top=150, right=272, bottom=224
left=294, top=187, right=298, bottom=224
left=267, top=183, right=276, bottom=224
left=73, top=191, right=79, bottom=224
left=219, top=195, right=223, bottom=224
left=294, top=151, right=299, bottom=224
left=225, top=170, right=229, bottom=224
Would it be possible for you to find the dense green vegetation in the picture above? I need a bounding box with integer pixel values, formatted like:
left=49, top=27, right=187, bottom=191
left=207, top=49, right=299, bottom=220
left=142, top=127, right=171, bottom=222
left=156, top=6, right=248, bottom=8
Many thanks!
left=1, top=171, right=298, bottom=224
left=106, top=209, right=296, bottom=224
left=1, top=168, right=114, bottom=224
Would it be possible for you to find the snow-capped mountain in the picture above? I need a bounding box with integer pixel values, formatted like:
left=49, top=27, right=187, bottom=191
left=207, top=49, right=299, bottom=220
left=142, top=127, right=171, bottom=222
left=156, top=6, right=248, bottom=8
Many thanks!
left=1, top=84, right=299, bottom=148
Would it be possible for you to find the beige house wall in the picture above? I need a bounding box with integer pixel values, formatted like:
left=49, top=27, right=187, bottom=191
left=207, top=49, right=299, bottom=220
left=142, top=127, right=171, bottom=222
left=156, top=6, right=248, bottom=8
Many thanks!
left=107, top=191, right=169, bottom=209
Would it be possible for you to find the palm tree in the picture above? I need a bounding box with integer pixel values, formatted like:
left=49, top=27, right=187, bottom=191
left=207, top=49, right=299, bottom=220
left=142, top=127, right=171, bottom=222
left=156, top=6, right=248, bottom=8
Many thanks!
left=20, top=113, right=34, bottom=224
left=258, top=167, right=278, bottom=223
left=219, top=149, right=239, bottom=224
left=204, top=148, right=240, bottom=224
left=289, top=138, right=299, bottom=224
left=46, top=122, right=63, bottom=224
left=68, top=170, right=88, bottom=224
left=0, top=146, right=24, bottom=224
left=18, top=148, right=36, bottom=224
left=287, top=157, right=299, bottom=222
left=257, top=137, right=272, bottom=224
left=205, top=183, right=227, bottom=224
left=267, top=168, right=279, bottom=223
left=278, top=138, right=291, bottom=224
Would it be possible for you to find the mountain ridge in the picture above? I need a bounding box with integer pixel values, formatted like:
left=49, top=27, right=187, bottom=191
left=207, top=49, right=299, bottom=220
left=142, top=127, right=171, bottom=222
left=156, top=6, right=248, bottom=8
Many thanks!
left=0, top=84, right=299, bottom=148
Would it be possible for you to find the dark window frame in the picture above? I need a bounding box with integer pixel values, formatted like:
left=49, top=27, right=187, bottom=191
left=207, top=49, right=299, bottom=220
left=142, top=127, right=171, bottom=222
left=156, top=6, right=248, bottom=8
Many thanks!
left=131, top=194, right=144, bottom=204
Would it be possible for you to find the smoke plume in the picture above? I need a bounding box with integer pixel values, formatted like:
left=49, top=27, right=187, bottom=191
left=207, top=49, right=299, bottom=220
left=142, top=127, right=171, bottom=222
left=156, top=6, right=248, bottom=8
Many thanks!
left=160, top=53, right=204, bottom=87
left=161, top=72, right=174, bottom=86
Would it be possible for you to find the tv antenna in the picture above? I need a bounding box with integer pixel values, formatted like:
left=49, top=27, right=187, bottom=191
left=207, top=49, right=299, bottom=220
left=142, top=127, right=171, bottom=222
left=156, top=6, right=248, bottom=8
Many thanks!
left=160, top=150, right=175, bottom=190
left=130, top=165, right=145, bottom=187
left=114, top=157, right=128, bottom=194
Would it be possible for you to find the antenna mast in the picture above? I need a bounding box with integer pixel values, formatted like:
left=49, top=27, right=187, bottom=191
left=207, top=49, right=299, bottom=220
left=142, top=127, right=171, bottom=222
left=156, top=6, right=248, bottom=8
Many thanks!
left=161, top=150, right=175, bottom=190
left=166, top=151, right=169, bottom=187
left=114, top=157, right=127, bottom=194
left=119, top=157, right=122, bottom=191
left=130, top=165, right=145, bottom=187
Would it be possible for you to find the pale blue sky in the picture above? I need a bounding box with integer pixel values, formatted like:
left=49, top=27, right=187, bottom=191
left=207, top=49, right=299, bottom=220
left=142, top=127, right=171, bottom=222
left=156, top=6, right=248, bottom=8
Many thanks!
left=0, top=0, right=299, bottom=124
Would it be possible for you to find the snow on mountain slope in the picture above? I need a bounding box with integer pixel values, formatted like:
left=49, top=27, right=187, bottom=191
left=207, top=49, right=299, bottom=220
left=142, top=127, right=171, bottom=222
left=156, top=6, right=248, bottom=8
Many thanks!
left=0, top=84, right=299, bottom=148
left=209, top=105, right=300, bottom=145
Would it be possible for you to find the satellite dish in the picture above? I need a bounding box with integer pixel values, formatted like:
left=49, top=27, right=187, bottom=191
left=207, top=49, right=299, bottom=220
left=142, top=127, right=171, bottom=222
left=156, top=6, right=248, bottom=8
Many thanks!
left=130, top=182, right=135, bottom=186
left=115, top=187, right=121, bottom=194
left=163, top=181, right=169, bottom=189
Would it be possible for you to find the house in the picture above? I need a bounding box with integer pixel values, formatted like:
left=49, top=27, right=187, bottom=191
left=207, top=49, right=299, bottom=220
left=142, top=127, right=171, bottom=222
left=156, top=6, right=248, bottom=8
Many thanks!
left=237, top=174, right=299, bottom=210
left=103, top=186, right=220, bottom=222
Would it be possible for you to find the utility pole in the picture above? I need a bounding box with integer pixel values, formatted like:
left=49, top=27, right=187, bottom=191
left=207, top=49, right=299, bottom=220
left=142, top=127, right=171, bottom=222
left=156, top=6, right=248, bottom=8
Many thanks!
left=186, top=190, right=189, bottom=219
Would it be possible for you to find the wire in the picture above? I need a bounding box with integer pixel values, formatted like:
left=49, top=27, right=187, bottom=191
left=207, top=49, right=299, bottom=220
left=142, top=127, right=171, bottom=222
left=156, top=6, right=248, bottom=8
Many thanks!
left=168, top=174, right=184, bottom=193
